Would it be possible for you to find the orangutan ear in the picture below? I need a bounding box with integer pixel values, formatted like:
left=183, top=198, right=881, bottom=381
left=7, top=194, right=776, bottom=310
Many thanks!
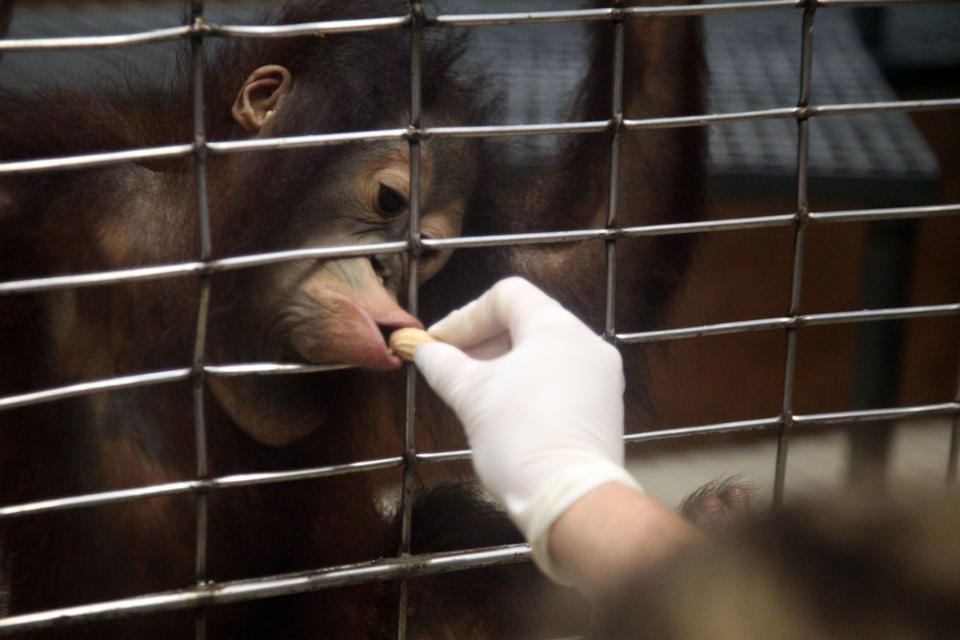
left=231, top=65, right=292, bottom=133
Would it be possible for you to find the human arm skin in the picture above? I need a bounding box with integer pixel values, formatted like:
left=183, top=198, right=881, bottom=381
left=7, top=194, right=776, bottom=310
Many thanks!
left=548, top=481, right=702, bottom=600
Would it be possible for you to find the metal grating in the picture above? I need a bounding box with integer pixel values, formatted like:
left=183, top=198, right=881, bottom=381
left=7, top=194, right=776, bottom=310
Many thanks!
left=0, top=2, right=943, bottom=184
left=708, top=9, right=940, bottom=181
left=1, top=1, right=959, bottom=638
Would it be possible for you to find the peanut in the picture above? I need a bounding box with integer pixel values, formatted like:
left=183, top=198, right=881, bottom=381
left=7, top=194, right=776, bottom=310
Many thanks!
left=389, top=327, right=438, bottom=361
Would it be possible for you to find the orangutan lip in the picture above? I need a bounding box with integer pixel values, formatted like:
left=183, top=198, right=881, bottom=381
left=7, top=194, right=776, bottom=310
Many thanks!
left=296, top=291, right=403, bottom=370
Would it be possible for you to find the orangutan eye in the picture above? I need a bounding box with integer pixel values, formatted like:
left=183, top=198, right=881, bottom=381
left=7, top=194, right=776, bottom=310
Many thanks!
left=376, top=184, right=406, bottom=216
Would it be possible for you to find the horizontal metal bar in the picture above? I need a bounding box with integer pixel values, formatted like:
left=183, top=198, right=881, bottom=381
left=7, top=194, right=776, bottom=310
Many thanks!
left=811, top=97, right=960, bottom=117
left=0, top=369, right=191, bottom=411
left=794, top=402, right=960, bottom=426
left=435, top=0, right=959, bottom=24
left=625, top=107, right=798, bottom=131
left=213, top=240, right=408, bottom=270
left=436, top=1, right=803, bottom=26
left=0, top=457, right=406, bottom=519
left=6, top=393, right=958, bottom=516
left=206, top=16, right=408, bottom=38
left=207, top=129, right=407, bottom=154
left=443, top=100, right=960, bottom=139
left=0, top=262, right=204, bottom=296
left=0, top=121, right=602, bottom=176
left=625, top=416, right=783, bottom=443
left=427, top=120, right=610, bottom=139
left=619, top=213, right=798, bottom=238
left=0, top=144, right=193, bottom=175
left=818, top=0, right=960, bottom=7
left=0, top=591, right=202, bottom=636
left=434, top=8, right=613, bottom=26
left=0, top=243, right=408, bottom=297
left=7, top=396, right=959, bottom=518
left=624, top=0, right=802, bottom=16
left=619, top=302, right=958, bottom=344
left=206, top=100, right=960, bottom=157
left=2, top=206, right=953, bottom=295
left=423, top=228, right=604, bottom=251
left=5, top=98, right=959, bottom=175
left=810, top=203, right=960, bottom=224
left=211, top=456, right=404, bottom=490
left=201, top=203, right=944, bottom=258
left=0, top=481, right=200, bottom=518
left=0, top=544, right=530, bottom=635
left=5, top=301, right=951, bottom=413
left=415, top=449, right=472, bottom=464
left=0, top=361, right=359, bottom=412
left=204, top=363, right=352, bottom=376
left=0, top=16, right=408, bottom=53
left=632, top=0, right=958, bottom=13
left=0, top=2, right=954, bottom=57
left=627, top=401, right=960, bottom=444
left=618, top=317, right=791, bottom=344
left=625, top=98, right=960, bottom=132
left=0, top=25, right=190, bottom=51
left=211, top=543, right=530, bottom=603
left=802, top=302, right=960, bottom=327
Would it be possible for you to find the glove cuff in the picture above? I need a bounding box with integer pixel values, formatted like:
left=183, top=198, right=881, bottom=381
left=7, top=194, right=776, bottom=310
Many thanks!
left=517, top=460, right=642, bottom=586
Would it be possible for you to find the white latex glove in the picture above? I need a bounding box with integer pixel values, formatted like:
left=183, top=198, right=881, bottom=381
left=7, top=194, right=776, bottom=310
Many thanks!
left=414, top=277, right=641, bottom=583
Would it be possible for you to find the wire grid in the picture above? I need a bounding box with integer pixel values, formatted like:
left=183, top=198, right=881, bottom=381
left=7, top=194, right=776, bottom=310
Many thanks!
left=1, top=0, right=959, bottom=636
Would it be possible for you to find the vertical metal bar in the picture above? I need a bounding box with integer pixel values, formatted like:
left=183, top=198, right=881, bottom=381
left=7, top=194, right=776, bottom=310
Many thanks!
left=189, top=1, right=211, bottom=638
left=397, top=4, right=423, bottom=638
left=773, top=1, right=815, bottom=507
left=848, top=220, right=915, bottom=486
left=604, top=9, right=625, bottom=341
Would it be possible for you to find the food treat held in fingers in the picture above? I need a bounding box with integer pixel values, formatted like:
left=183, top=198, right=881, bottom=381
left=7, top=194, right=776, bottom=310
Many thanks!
left=389, top=327, right=439, bottom=361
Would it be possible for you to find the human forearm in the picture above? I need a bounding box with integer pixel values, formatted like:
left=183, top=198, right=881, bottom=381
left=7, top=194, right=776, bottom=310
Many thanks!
left=548, top=481, right=703, bottom=599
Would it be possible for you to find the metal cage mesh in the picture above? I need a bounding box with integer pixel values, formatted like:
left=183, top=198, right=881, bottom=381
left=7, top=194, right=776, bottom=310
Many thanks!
left=0, top=0, right=958, bottom=637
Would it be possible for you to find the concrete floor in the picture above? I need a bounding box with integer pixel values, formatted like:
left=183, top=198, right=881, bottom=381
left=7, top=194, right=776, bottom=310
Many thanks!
left=628, top=417, right=956, bottom=510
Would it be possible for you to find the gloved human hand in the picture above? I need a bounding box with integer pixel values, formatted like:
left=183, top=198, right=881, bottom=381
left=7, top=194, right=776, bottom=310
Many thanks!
left=414, top=277, right=641, bottom=582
